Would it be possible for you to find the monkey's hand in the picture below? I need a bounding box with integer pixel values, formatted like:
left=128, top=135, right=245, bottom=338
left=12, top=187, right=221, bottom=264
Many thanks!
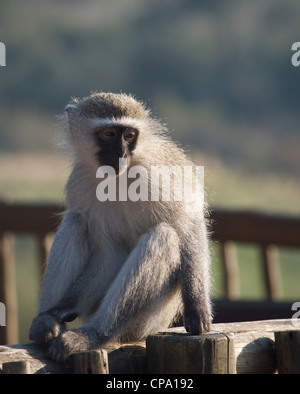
left=184, top=305, right=212, bottom=335
left=29, top=313, right=66, bottom=344
left=46, top=327, right=109, bottom=362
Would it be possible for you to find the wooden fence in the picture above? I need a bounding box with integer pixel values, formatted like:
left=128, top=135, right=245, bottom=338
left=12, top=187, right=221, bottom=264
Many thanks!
left=0, top=202, right=300, bottom=345
left=1, top=319, right=300, bottom=374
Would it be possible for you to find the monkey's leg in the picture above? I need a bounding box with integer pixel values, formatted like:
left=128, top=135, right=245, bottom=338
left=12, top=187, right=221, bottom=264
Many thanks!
left=30, top=261, right=101, bottom=345
left=47, top=223, right=181, bottom=362
left=30, top=223, right=126, bottom=344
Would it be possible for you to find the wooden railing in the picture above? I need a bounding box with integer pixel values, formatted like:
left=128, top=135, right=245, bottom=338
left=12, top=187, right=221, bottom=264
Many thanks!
left=0, top=202, right=300, bottom=345
left=212, top=209, right=300, bottom=300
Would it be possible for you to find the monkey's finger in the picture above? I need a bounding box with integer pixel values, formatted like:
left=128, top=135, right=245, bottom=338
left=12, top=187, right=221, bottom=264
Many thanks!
left=184, top=310, right=212, bottom=335
left=43, top=321, right=63, bottom=342
left=29, top=314, right=65, bottom=344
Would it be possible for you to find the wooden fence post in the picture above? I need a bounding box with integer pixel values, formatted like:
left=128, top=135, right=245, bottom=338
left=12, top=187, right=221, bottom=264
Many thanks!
left=261, top=244, right=282, bottom=300
left=70, top=350, right=109, bottom=374
left=36, top=233, right=53, bottom=279
left=220, top=241, right=240, bottom=299
left=275, top=330, right=300, bottom=374
left=0, top=232, right=18, bottom=345
left=2, top=360, right=31, bottom=374
left=146, top=332, right=235, bottom=374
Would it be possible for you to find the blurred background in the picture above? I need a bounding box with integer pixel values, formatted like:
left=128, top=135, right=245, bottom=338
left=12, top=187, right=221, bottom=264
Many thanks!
left=0, top=0, right=299, bottom=343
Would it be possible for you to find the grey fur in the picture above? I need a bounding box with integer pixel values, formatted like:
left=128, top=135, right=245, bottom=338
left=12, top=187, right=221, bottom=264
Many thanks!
left=29, top=92, right=212, bottom=362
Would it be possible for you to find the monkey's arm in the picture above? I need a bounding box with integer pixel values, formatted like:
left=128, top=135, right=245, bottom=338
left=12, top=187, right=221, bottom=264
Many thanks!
left=180, top=219, right=212, bottom=335
left=30, top=211, right=91, bottom=343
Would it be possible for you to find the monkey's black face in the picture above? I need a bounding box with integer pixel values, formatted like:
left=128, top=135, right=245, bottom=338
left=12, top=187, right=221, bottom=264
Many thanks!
left=94, top=126, right=139, bottom=174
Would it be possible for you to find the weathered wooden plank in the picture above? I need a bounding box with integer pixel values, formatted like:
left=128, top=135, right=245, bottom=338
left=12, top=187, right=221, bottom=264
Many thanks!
left=149, top=329, right=277, bottom=374
left=1, top=203, right=300, bottom=247
left=212, top=209, right=300, bottom=247
left=275, top=330, right=300, bottom=374
left=261, top=244, right=282, bottom=300
left=0, top=341, right=146, bottom=374
left=108, top=344, right=146, bottom=374
left=70, top=349, right=109, bottom=374
left=2, top=360, right=31, bottom=374
left=0, top=320, right=298, bottom=374
left=153, top=319, right=299, bottom=374
left=0, top=232, right=18, bottom=345
left=0, top=343, right=69, bottom=374
left=220, top=241, right=240, bottom=299
left=147, top=332, right=235, bottom=374
left=212, top=299, right=293, bottom=323
left=234, top=331, right=276, bottom=374
left=0, top=203, right=64, bottom=234
left=210, top=318, right=297, bottom=333
left=36, top=233, right=53, bottom=278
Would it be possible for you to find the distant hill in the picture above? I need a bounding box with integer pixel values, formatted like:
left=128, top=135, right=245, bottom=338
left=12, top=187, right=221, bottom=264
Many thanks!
left=0, top=0, right=299, bottom=176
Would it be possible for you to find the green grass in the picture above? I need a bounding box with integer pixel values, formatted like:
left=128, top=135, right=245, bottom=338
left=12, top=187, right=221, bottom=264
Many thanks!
left=0, top=152, right=69, bottom=203
left=1, top=152, right=299, bottom=342
left=279, top=247, right=300, bottom=299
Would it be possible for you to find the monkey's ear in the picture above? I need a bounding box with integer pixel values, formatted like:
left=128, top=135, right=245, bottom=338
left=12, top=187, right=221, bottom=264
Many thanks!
left=65, top=104, right=77, bottom=114
left=65, top=104, right=78, bottom=133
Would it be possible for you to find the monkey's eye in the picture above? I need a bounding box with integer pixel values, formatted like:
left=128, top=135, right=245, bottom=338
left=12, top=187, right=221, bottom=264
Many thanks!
left=98, top=128, right=116, bottom=140
left=123, top=130, right=137, bottom=141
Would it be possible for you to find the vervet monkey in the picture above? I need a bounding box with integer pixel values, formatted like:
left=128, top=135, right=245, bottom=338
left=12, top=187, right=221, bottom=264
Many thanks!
left=29, top=92, right=212, bottom=362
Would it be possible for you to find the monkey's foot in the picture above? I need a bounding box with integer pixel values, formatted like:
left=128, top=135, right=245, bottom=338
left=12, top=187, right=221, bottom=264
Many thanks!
left=46, top=327, right=108, bottom=362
